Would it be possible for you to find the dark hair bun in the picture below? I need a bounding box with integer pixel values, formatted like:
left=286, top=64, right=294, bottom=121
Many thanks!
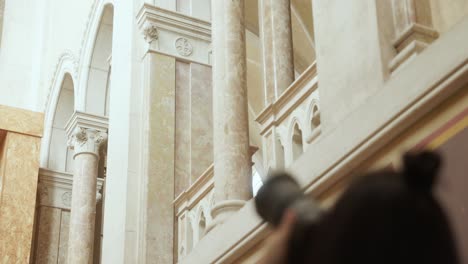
left=403, top=151, right=441, bottom=192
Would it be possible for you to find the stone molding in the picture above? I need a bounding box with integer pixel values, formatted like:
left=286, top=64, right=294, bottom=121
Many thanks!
left=137, top=3, right=212, bottom=65
left=41, top=51, right=80, bottom=167
left=256, top=62, right=318, bottom=135
left=38, top=168, right=104, bottom=209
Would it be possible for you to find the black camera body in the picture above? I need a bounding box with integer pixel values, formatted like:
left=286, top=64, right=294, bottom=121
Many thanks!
left=255, top=173, right=322, bottom=263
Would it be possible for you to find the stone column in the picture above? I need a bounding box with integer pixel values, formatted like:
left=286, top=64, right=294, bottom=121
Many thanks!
left=389, top=0, right=438, bottom=72
left=66, top=115, right=108, bottom=264
left=259, top=0, right=295, bottom=104
left=211, top=0, right=251, bottom=227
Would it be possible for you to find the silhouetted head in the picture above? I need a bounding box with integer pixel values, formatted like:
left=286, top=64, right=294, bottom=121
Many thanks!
left=310, top=151, right=459, bottom=264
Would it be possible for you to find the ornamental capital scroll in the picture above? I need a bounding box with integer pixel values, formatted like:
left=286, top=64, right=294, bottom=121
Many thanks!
left=143, top=22, right=159, bottom=43
left=68, top=127, right=108, bottom=157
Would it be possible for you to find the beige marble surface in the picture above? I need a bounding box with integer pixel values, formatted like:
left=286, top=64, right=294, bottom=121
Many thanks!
left=213, top=0, right=251, bottom=207
left=144, top=52, right=175, bottom=264
left=67, top=137, right=102, bottom=264
left=260, top=0, right=295, bottom=104
left=190, top=63, right=213, bottom=183
left=0, top=132, right=41, bottom=263
left=259, top=0, right=275, bottom=104
left=35, top=207, right=61, bottom=264
left=58, top=211, right=70, bottom=264
left=0, top=105, right=44, bottom=137
left=175, top=61, right=191, bottom=197
left=67, top=153, right=99, bottom=264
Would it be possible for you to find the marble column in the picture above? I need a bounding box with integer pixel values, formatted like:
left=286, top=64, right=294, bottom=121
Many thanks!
left=260, top=0, right=295, bottom=104
left=67, top=127, right=107, bottom=264
left=389, top=0, right=438, bottom=72
left=211, top=0, right=251, bottom=227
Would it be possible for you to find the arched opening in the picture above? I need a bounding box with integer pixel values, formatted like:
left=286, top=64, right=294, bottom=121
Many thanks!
left=276, top=138, right=285, bottom=169
left=311, top=104, right=320, bottom=131
left=47, top=73, right=75, bottom=172
left=85, top=4, right=113, bottom=116
left=252, top=166, right=263, bottom=196
left=292, top=123, right=303, bottom=161
left=198, top=212, right=206, bottom=239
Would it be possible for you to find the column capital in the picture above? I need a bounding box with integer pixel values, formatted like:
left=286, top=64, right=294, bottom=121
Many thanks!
left=65, top=111, right=108, bottom=156
left=68, top=127, right=107, bottom=156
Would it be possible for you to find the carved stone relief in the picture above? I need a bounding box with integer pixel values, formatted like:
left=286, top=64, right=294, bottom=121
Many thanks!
left=175, top=37, right=193, bottom=57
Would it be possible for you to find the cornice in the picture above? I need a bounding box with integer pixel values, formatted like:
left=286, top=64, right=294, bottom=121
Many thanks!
left=136, top=3, right=212, bottom=65
left=38, top=168, right=105, bottom=209
left=137, top=3, right=211, bottom=42
left=65, top=111, right=109, bottom=138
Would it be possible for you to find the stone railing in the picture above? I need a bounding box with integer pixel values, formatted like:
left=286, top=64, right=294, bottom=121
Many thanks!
left=174, top=165, right=215, bottom=260
left=256, top=62, right=320, bottom=170
left=174, top=147, right=259, bottom=261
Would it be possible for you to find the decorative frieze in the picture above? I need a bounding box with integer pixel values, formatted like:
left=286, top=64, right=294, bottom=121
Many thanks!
left=38, top=169, right=105, bottom=210
left=137, top=3, right=211, bottom=65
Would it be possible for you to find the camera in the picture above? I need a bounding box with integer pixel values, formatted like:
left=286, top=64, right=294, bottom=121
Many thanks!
left=255, top=172, right=322, bottom=263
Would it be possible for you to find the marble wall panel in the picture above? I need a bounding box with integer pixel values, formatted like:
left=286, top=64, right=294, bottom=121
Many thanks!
left=58, top=211, right=70, bottom=264
left=175, top=61, right=191, bottom=197
left=0, top=132, right=41, bottom=263
left=35, top=207, right=61, bottom=264
left=145, top=53, right=176, bottom=264
left=190, top=63, right=213, bottom=182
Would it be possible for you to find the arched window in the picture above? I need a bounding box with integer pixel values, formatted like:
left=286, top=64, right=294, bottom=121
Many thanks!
left=252, top=166, right=263, bottom=196
left=292, top=123, right=304, bottom=161
left=276, top=138, right=285, bottom=169
left=199, top=212, right=206, bottom=239
left=311, top=104, right=320, bottom=131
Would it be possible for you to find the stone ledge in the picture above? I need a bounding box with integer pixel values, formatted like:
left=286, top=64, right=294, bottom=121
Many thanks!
left=0, top=105, right=44, bottom=137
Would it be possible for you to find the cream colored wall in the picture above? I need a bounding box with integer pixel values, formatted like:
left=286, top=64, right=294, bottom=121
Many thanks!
left=430, top=0, right=468, bottom=33
left=0, top=0, right=94, bottom=112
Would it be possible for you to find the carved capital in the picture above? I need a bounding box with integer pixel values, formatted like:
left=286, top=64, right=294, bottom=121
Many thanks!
left=68, top=127, right=108, bottom=156
left=143, top=22, right=159, bottom=43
